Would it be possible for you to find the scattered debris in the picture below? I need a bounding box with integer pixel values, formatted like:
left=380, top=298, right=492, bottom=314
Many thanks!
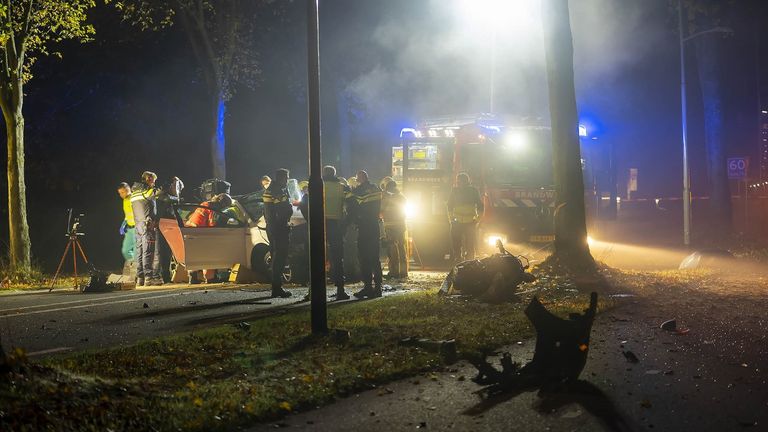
left=399, top=338, right=457, bottom=363
left=660, top=319, right=676, bottom=331
left=143, top=303, right=149, bottom=309
left=236, top=322, right=251, bottom=331
left=469, top=293, right=598, bottom=391
left=439, top=241, right=535, bottom=303
left=623, top=351, right=639, bottom=364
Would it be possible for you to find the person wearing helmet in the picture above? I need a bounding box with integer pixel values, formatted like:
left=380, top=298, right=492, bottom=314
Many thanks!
left=131, top=171, right=162, bottom=286
left=350, top=170, right=383, bottom=299
left=263, top=168, right=293, bottom=298
left=322, top=165, right=353, bottom=300
left=381, top=180, right=408, bottom=279
left=446, top=172, right=484, bottom=262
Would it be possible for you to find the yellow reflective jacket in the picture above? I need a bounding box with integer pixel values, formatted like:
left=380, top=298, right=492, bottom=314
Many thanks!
left=446, top=185, right=484, bottom=223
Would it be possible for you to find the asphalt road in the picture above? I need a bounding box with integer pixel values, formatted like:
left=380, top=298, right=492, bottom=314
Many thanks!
left=0, top=282, right=315, bottom=357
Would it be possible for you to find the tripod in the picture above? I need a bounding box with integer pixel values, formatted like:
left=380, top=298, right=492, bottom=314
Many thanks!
left=49, top=231, right=89, bottom=292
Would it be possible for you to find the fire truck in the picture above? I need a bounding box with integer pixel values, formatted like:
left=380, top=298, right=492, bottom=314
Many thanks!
left=393, top=114, right=554, bottom=264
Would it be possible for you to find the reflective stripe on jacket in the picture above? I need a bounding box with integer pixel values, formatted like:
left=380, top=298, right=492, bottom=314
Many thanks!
left=381, top=191, right=406, bottom=228
left=352, top=181, right=382, bottom=226
left=447, top=185, right=483, bottom=223
left=323, top=177, right=351, bottom=220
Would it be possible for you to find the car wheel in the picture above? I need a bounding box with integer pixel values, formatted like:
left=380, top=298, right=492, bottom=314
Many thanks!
left=251, top=244, right=292, bottom=283
left=251, top=244, right=271, bottom=283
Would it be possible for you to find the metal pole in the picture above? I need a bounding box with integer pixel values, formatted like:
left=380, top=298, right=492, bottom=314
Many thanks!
left=678, top=0, right=692, bottom=246
left=306, top=0, right=327, bottom=334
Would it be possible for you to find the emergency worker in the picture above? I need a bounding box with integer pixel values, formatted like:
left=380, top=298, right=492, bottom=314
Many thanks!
left=263, top=169, right=293, bottom=298
left=381, top=180, right=408, bottom=279
left=117, top=182, right=135, bottom=265
left=323, top=166, right=352, bottom=300
left=446, top=172, right=484, bottom=262
left=156, top=176, right=184, bottom=282
left=185, top=193, right=233, bottom=227
left=131, top=171, right=162, bottom=286
left=351, top=170, right=383, bottom=298
left=184, top=193, right=232, bottom=282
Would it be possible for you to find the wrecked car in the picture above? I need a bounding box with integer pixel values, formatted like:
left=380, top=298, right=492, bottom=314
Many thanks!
left=159, top=179, right=308, bottom=284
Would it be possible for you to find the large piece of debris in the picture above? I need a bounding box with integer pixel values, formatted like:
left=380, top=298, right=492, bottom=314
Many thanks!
left=470, top=292, right=598, bottom=393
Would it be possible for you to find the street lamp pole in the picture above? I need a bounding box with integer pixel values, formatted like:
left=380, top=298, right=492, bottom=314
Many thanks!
left=678, top=0, right=691, bottom=246
left=306, top=0, right=327, bottom=334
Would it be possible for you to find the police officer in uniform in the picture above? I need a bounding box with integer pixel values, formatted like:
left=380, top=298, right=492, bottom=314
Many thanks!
left=131, top=171, right=163, bottom=286
left=351, top=170, right=383, bottom=299
left=263, top=168, right=293, bottom=298
left=323, top=165, right=352, bottom=300
left=446, top=172, right=484, bottom=262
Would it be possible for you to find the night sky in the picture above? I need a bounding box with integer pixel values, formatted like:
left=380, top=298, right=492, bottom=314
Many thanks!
left=1, top=0, right=766, bottom=271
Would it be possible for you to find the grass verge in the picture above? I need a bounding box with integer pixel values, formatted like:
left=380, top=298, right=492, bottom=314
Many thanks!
left=1, top=286, right=605, bottom=431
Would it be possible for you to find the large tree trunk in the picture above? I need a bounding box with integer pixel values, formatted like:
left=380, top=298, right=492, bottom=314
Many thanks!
left=541, top=0, right=592, bottom=265
left=695, top=35, right=731, bottom=231
left=1, top=75, right=32, bottom=271
left=210, top=92, right=227, bottom=179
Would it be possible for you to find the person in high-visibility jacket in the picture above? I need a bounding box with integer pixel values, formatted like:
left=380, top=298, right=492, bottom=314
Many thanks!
left=381, top=180, right=408, bottom=279
left=323, top=165, right=353, bottom=300
left=117, top=182, right=136, bottom=264
left=130, top=171, right=162, bottom=286
left=351, top=170, right=383, bottom=299
left=263, top=168, right=293, bottom=298
left=446, top=172, right=484, bottom=262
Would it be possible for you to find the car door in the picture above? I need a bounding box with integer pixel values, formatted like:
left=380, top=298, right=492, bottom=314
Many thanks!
left=176, top=204, right=249, bottom=271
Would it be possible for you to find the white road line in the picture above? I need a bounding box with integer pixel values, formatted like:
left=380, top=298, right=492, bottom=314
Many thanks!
left=0, top=292, right=188, bottom=318
left=27, top=347, right=74, bottom=357
left=0, top=289, right=181, bottom=314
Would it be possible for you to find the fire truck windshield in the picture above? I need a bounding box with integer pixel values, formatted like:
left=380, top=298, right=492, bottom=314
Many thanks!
left=485, top=129, right=553, bottom=187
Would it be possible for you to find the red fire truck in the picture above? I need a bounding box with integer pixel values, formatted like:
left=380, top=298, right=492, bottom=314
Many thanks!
left=393, top=114, right=554, bottom=264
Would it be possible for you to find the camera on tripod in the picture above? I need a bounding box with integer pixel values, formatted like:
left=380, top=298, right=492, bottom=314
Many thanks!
left=66, top=208, right=85, bottom=237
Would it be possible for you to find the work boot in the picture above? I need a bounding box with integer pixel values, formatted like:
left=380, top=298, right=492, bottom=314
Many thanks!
left=371, top=285, right=383, bottom=298
left=353, top=286, right=373, bottom=299
left=271, top=288, right=292, bottom=298
left=145, top=278, right=164, bottom=287
left=336, top=289, right=350, bottom=301
left=136, top=277, right=145, bottom=287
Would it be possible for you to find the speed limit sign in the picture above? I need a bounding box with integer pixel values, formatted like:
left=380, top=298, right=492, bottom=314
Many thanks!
left=727, top=158, right=748, bottom=179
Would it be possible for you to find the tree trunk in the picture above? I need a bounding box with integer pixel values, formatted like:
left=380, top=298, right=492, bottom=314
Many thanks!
left=1, top=77, right=32, bottom=271
left=210, top=92, right=227, bottom=180
left=695, top=35, right=731, bottom=231
left=541, top=0, right=592, bottom=265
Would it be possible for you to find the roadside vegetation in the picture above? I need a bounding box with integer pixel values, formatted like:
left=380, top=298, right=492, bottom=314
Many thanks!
left=0, top=272, right=607, bottom=431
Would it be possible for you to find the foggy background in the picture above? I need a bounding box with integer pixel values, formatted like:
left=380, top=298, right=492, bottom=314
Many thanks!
left=0, top=0, right=764, bottom=271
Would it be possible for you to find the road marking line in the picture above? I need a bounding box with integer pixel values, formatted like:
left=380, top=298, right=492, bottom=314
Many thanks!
left=0, top=289, right=180, bottom=314
left=27, top=347, right=73, bottom=357
left=0, top=292, right=187, bottom=318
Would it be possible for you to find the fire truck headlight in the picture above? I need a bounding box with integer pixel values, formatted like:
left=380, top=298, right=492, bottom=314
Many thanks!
left=504, top=132, right=527, bottom=152
left=405, top=202, right=417, bottom=220
left=486, top=234, right=506, bottom=247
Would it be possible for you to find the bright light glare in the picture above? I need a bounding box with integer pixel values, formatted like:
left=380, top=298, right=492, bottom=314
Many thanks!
left=587, top=236, right=595, bottom=246
left=455, top=0, right=540, bottom=38
left=504, top=132, right=527, bottom=152
left=404, top=202, right=417, bottom=220
left=486, top=235, right=504, bottom=247
left=579, top=125, right=588, bottom=137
